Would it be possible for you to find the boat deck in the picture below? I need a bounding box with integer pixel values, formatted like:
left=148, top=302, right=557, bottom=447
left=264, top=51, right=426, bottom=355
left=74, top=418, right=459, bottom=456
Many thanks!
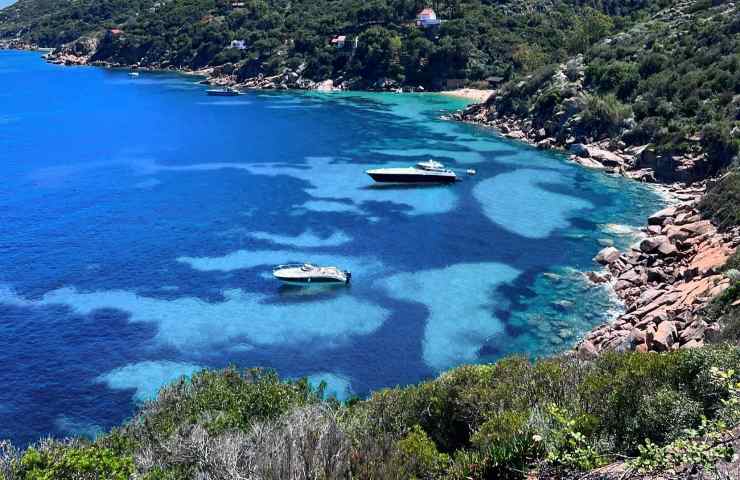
left=275, top=266, right=344, bottom=279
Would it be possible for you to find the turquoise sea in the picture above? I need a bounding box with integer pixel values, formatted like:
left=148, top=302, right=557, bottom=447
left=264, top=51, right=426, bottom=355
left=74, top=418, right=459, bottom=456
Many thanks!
left=0, top=50, right=662, bottom=445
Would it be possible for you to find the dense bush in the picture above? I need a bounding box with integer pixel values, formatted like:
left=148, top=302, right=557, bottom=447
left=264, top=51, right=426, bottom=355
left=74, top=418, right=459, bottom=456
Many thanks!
left=700, top=168, right=740, bottom=231
left=580, top=93, right=632, bottom=138
left=12, top=441, right=134, bottom=480
left=123, top=367, right=318, bottom=438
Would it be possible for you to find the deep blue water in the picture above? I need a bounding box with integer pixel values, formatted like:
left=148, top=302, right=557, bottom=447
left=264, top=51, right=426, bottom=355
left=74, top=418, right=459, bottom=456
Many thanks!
left=0, top=50, right=663, bottom=445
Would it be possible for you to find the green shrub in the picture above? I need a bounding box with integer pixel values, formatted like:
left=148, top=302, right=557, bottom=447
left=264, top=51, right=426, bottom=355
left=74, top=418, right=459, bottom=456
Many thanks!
left=16, top=445, right=134, bottom=480
left=701, top=122, right=739, bottom=171
left=630, top=367, right=740, bottom=476
left=631, top=388, right=703, bottom=445
left=471, top=410, right=530, bottom=450
left=470, top=411, right=542, bottom=479
left=705, top=279, right=740, bottom=344
left=542, top=404, right=607, bottom=472
left=129, top=367, right=317, bottom=438
left=581, top=93, right=632, bottom=137
left=700, top=167, right=740, bottom=230
left=532, top=88, right=562, bottom=117
left=396, top=425, right=450, bottom=479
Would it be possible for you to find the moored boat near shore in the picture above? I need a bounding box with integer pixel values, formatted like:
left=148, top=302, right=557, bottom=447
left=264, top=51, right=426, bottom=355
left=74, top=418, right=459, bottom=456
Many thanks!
left=206, top=87, right=239, bottom=96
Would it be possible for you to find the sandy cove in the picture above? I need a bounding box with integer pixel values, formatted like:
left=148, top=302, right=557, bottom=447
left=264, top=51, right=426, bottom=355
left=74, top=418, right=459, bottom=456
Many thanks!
left=439, top=88, right=494, bottom=103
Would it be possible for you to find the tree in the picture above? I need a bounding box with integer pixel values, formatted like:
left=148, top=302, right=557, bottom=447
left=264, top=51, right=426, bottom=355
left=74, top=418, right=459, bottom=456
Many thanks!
left=351, top=27, right=403, bottom=83
left=568, top=8, right=613, bottom=54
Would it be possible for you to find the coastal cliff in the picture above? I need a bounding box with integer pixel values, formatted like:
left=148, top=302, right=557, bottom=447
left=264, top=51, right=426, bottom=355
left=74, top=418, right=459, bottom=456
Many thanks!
left=456, top=0, right=740, bottom=356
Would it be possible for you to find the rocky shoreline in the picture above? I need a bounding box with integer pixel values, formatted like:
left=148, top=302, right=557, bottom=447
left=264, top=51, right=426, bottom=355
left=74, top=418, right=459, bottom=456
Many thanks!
left=454, top=102, right=738, bottom=355
left=15, top=38, right=410, bottom=93
left=581, top=193, right=738, bottom=356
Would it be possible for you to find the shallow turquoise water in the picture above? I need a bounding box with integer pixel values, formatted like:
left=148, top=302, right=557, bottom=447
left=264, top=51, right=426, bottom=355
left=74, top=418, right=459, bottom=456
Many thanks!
left=0, top=50, right=662, bottom=445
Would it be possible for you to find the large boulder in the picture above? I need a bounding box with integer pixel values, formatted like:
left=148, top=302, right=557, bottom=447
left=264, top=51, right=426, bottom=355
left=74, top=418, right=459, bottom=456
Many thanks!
left=619, top=268, right=644, bottom=285
left=595, top=247, right=620, bottom=265
left=577, top=340, right=599, bottom=360
left=657, top=240, right=678, bottom=257
left=681, top=220, right=713, bottom=236
left=586, top=271, right=611, bottom=283
left=569, top=143, right=590, bottom=158
left=635, top=145, right=657, bottom=170
left=640, top=236, right=669, bottom=253
left=314, top=79, right=336, bottom=91
left=648, top=206, right=677, bottom=225
left=679, top=320, right=707, bottom=345
left=653, top=321, right=677, bottom=352
left=689, top=245, right=733, bottom=275
left=586, top=147, right=625, bottom=168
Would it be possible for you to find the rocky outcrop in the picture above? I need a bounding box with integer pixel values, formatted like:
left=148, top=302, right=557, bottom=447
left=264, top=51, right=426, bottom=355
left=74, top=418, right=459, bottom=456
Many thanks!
left=0, top=39, right=39, bottom=50
left=46, top=36, right=100, bottom=66
left=456, top=97, right=716, bottom=184
left=578, top=185, right=739, bottom=356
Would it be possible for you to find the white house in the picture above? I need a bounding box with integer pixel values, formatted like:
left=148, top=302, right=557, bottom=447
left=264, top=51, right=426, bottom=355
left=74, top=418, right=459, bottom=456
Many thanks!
left=230, top=40, right=247, bottom=50
left=331, top=35, right=346, bottom=48
left=416, top=8, right=441, bottom=28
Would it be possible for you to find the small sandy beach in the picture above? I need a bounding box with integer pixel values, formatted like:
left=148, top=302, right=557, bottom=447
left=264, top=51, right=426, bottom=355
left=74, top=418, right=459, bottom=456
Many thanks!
left=440, top=88, right=494, bottom=103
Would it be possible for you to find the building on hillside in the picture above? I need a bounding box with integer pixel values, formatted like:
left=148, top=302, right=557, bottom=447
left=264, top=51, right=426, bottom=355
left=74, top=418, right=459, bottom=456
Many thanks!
left=105, top=29, right=124, bottom=41
left=445, top=78, right=465, bottom=89
left=231, top=2, right=246, bottom=7
left=416, top=8, right=441, bottom=28
left=230, top=39, right=247, bottom=50
left=331, top=35, right=346, bottom=48
left=486, top=76, right=505, bottom=88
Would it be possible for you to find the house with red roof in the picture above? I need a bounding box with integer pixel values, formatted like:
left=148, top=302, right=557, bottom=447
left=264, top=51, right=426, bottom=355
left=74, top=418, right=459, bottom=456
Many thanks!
left=331, top=35, right=346, bottom=48
left=416, top=8, right=441, bottom=28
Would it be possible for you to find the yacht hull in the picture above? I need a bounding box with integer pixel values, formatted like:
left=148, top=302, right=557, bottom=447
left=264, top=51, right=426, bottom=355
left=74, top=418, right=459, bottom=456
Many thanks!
left=207, top=90, right=239, bottom=96
left=274, top=276, right=348, bottom=286
left=367, top=172, right=456, bottom=184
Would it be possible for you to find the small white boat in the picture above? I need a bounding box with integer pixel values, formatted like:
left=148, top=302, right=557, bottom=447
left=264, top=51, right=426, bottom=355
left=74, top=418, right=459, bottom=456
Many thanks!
left=206, top=87, right=239, bottom=96
left=366, top=160, right=457, bottom=184
left=128, top=71, right=140, bottom=77
left=273, top=263, right=351, bottom=286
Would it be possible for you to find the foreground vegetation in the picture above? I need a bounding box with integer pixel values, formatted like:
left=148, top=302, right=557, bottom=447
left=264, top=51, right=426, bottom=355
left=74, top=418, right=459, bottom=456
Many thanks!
left=1, top=345, right=740, bottom=479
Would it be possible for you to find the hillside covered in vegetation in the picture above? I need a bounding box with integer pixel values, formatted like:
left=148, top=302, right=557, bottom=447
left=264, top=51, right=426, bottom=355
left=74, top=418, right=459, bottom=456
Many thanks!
left=2, top=0, right=675, bottom=89
left=462, top=0, right=739, bottom=183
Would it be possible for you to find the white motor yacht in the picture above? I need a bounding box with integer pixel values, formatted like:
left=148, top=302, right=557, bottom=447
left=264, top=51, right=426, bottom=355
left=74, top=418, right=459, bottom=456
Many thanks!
left=272, top=263, right=351, bottom=286
left=366, top=160, right=457, bottom=184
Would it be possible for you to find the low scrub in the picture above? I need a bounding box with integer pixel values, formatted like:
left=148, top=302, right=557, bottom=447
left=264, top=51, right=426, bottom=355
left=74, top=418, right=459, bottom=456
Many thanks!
left=2, top=346, right=740, bottom=479
left=701, top=167, right=740, bottom=231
